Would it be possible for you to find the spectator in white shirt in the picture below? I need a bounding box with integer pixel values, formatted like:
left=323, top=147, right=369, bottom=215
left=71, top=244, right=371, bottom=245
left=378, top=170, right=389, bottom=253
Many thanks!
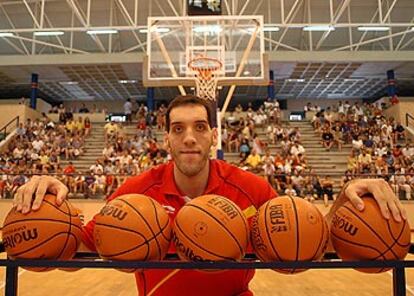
left=124, top=98, right=133, bottom=122
left=290, top=142, right=305, bottom=156
left=31, top=138, right=44, bottom=152
left=90, top=160, right=104, bottom=174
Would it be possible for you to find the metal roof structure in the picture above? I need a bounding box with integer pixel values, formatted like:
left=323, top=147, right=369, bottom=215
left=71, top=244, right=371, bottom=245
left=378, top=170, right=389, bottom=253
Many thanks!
left=0, top=0, right=413, bottom=102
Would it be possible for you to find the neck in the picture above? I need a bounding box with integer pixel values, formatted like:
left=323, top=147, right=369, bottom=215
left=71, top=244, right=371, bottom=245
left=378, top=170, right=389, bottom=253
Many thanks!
left=173, top=161, right=210, bottom=199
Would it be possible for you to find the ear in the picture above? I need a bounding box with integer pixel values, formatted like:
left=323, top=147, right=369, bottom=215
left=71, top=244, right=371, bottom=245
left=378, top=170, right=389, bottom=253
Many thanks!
left=163, top=132, right=171, bottom=152
left=211, top=127, right=218, bottom=147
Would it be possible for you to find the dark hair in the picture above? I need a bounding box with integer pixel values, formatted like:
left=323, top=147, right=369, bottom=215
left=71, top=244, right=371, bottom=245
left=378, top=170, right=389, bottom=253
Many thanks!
left=165, top=95, right=213, bottom=132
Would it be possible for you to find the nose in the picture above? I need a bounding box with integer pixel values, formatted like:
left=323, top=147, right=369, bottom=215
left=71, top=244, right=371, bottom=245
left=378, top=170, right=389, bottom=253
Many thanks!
left=183, top=127, right=197, bottom=146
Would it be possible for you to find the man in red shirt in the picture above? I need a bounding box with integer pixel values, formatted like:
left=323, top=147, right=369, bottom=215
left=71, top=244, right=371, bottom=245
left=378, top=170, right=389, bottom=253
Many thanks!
left=14, top=95, right=406, bottom=295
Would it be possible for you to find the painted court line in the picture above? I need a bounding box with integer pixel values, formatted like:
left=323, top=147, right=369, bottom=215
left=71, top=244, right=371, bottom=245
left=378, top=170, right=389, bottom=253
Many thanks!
left=386, top=271, right=414, bottom=295
left=0, top=269, right=26, bottom=291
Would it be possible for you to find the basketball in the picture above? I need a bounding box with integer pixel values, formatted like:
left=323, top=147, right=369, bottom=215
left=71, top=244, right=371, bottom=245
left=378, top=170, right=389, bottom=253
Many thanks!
left=330, top=195, right=411, bottom=273
left=172, top=194, right=249, bottom=262
left=1, top=194, right=83, bottom=272
left=250, top=196, right=329, bottom=274
left=93, top=194, right=172, bottom=270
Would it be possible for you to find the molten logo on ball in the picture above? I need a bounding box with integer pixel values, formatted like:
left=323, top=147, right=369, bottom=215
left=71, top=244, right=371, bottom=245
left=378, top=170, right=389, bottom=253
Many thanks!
left=3, top=227, right=38, bottom=249
left=331, top=214, right=358, bottom=236
left=99, top=205, right=128, bottom=221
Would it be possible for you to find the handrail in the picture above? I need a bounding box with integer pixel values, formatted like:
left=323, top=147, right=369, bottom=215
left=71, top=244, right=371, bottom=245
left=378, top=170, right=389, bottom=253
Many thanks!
left=406, top=112, right=414, bottom=129
left=0, top=116, right=19, bottom=142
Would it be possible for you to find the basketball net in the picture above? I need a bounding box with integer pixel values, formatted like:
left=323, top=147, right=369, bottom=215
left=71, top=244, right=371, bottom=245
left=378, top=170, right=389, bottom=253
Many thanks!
left=188, top=56, right=222, bottom=101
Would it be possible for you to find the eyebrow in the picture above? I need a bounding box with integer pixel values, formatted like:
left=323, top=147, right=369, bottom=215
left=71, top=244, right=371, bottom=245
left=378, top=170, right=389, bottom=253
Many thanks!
left=170, top=120, right=209, bottom=125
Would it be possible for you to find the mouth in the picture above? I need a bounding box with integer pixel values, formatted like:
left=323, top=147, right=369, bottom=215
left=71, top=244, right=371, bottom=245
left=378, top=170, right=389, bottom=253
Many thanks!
left=180, top=151, right=201, bottom=155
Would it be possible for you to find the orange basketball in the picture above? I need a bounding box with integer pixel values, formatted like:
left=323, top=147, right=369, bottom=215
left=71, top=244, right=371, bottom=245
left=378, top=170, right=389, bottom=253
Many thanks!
left=172, top=194, right=249, bottom=262
left=1, top=194, right=83, bottom=272
left=331, top=195, right=411, bottom=273
left=251, top=196, right=329, bottom=274
left=93, top=194, right=172, bottom=271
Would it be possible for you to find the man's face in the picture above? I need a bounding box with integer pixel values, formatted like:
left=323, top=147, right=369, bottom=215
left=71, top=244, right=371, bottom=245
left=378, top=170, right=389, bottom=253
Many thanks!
left=165, top=104, right=217, bottom=177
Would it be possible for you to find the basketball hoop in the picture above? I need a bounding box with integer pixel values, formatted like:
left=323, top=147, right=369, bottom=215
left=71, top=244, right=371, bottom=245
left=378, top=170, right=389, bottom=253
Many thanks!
left=188, top=56, right=222, bottom=101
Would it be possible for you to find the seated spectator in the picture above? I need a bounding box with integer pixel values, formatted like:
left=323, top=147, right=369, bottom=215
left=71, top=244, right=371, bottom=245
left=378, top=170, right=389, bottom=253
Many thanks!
left=390, top=168, right=411, bottom=200
left=79, top=103, right=90, bottom=113
left=362, top=135, right=374, bottom=154
left=290, top=142, right=305, bottom=156
left=245, top=149, right=261, bottom=172
left=385, top=151, right=395, bottom=173
left=65, top=118, right=76, bottom=134
left=263, top=158, right=276, bottom=190
left=374, top=141, right=388, bottom=158
left=402, top=143, right=414, bottom=165
left=358, top=149, right=372, bottom=174
left=352, top=135, right=364, bottom=152
left=284, top=183, right=297, bottom=197
left=90, top=160, right=104, bottom=174
left=291, top=170, right=305, bottom=196
left=321, top=127, right=334, bottom=151
left=31, top=137, right=44, bottom=152
left=392, top=145, right=406, bottom=167
left=375, top=154, right=389, bottom=176
left=75, top=117, right=85, bottom=135
left=239, top=139, right=250, bottom=155
left=84, top=117, right=92, bottom=137
left=261, top=149, right=274, bottom=165
left=303, top=176, right=316, bottom=203
left=393, top=122, right=405, bottom=143
left=63, top=161, right=76, bottom=189
left=340, top=170, right=354, bottom=188
left=91, top=169, right=106, bottom=197
left=252, top=134, right=265, bottom=155
left=15, top=123, right=26, bottom=140
left=104, top=120, right=118, bottom=143
left=321, top=175, right=335, bottom=207
left=347, top=150, right=358, bottom=175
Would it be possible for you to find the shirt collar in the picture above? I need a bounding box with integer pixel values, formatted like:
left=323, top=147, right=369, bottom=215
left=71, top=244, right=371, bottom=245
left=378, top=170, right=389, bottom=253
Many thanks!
left=161, top=160, right=222, bottom=197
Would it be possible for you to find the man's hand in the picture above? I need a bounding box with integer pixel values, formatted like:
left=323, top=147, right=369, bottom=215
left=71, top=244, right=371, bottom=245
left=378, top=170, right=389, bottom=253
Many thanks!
left=331, top=178, right=406, bottom=222
left=13, top=175, right=68, bottom=214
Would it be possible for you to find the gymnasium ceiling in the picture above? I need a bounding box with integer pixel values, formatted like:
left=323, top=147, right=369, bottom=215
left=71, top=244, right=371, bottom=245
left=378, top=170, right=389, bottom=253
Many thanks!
left=0, top=0, right=414, bottom=103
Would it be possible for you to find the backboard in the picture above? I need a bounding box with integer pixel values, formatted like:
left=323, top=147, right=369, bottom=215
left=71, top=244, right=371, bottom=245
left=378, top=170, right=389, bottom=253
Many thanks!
left=143, top=15, right=268, bottom=92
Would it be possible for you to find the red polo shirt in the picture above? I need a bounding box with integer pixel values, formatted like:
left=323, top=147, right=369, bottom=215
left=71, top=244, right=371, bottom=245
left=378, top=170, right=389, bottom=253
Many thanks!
left=82, top=160, right=277, bottom=296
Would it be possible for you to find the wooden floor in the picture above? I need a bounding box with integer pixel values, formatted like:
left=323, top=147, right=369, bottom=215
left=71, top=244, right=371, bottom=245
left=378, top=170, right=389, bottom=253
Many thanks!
left=1, top=254, right=413, bottom=296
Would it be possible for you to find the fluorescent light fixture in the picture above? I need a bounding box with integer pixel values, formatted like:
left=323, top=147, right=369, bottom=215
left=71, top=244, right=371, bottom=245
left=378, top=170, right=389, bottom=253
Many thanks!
left=263, top=26, right=280, bottom=32
left=87, top=29, right=118, bottom=35
left=303, top=25, right=335, bottom=32
left=243, top=70, right=250, bottom=75
left=59, top=81, right=78, bottom=85
left=139, top=27, right=170, bottom=33
left=193, top=25, right=222, bottom=34
left=34, top=31, right=64, bottom=36
left=411, top=27, right=414, bottom=31
left=0, top=32, right=14, bottom=37
left=119, top=80, right=137, bottom=84
left=287, top=78, right=305, bottom=82
left=358, top=26, right=390, bottom=31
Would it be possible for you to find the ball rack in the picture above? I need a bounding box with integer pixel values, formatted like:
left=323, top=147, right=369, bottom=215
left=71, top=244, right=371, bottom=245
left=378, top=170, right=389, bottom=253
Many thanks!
left=1, top=243, right=413, bottom=296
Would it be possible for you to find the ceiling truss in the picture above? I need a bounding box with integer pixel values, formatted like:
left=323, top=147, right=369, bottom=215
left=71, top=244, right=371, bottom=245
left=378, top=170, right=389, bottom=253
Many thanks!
left=0, top=0, right=412, bottom=55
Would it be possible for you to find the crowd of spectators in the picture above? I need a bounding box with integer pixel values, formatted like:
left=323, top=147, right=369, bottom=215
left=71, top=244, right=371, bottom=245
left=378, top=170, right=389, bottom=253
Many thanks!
left=1, top=98, right=413, bottom=202
left=221, top=99, right=336, bottom=205
left=0, top=113, right=90, bottom=199
left=311, top=100, right=413, bottom=200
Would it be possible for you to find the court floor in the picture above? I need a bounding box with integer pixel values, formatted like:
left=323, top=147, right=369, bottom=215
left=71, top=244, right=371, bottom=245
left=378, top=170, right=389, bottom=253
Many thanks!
left=1, top=254, right=413, bottom=296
